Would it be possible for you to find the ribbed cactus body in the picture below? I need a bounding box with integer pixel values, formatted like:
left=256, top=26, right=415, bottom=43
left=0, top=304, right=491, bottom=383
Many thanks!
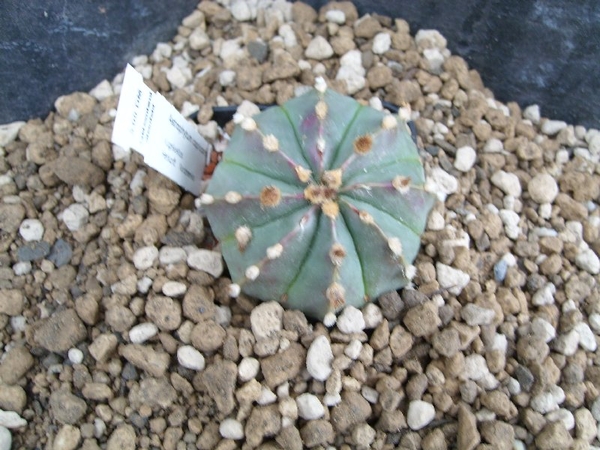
left=203, top=84, right=435, bottom=320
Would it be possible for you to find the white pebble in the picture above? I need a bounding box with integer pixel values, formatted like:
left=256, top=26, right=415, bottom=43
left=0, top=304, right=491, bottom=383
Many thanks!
left=542, top=119, right=567, bottom=136
left=10, top=316, right=26, bottom=332
left=0, top=410, right=26, bottom=429
left=296, top=393, right=325, bottom=420
left=162, top=281, right=187, bottom=297
left=427, top=211, right=445, bottom=231
left=344, top=339, right=363, bottom=360
left=575, top=248, right=600, bottom=274
left=250, top=301, right=284, bottom=340
left=165, top=65, right=192, bottom=89
left=553, top=329, right=580, bottom=356
left=463, top=354, right=491, bottom=381
left=137, top=276, right=152, bottom=294
left=575, top=322, right=597, bottom=352
left=491, top=170, right=522, bottom=197
left=324, top=393, right=341, bottom=406
left=547, top=408, right=575, bottom=431
left=407, top=400, right=436, bottom=430
left=589, top=313, right=600, bottom=333
left=219, top=70, right=236, bottom=87
left=129, top=323, right=159, bottom=344
left=0, top=426, right=10, bottom=450
left=219, top=418, right=244, bottom=440
left=305, top=36, right=334, bottom=60
left=89, top=79, right=113, bottom=101
left=238, top=357, right=260, bottom=382
left=461, top=304, right=495, bottom=326
left=306, top=335, right=333, bottom=381
left=361, top=304, right=382, bottom=329
left=483, top=138, right=503, bottom=153
left=531, top=385, right=565, bottom=414
left=336, top=50, right=365, bottom=95
left=158, top=247, right=187, bottom=265
left=325, top=9, right=346, bottom=24
left=258, top=387, right=277, bottom=405
left=187, top=249, right=223, bottom=277
left=0, top=121, right=25, bottom=147
left=454, top=146, right=477, bottom=172
left=372, top=33, right=391, bottom=54
left=132, top=245, right=159, bottom=270
left=415, top=29, right=447, bottom=49
left=528, top=173, right=559, bottom=204
left=177, top=345, right=205, bottom=371
left=61, top=204, right=89, bottom=231
left=67, top=348, right=84, bottom=364
left=436, top=262, right=470, bottom=295
left=230, top=0, right=253, bottom=21
left=532, top=283, right=556, bottom=306
left=425, top=167, right=458, bottom=202
left=423, top=48, right=445, bottom=73
left=19, top=219, right=44, bottom=242
left=530, top=317, right=556, bottom=343
left=523, top=104, right=541, bottom=124
left=337, top=306, right=365, bottom=334
left=499, top=209, right=521, bottom=239
left=189, top=28, right=210, bottom=51
left=13, top=262, right=31, bottom=276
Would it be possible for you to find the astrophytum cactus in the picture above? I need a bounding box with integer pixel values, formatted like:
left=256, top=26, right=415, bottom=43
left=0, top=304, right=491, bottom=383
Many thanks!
left=201, top=79, right=435, bottom=322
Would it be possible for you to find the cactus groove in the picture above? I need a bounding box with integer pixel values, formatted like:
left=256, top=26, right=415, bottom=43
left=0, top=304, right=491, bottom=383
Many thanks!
left=202, top=80, right=435, bottom=321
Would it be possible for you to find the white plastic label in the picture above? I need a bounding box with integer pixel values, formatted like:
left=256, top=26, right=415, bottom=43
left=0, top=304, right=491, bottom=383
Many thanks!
left=111, top=64, right=209, bottom=196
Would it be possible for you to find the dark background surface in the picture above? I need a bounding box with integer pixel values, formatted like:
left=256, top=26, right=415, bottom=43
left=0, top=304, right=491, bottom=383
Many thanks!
left=1, top=0, right=599, bottom=128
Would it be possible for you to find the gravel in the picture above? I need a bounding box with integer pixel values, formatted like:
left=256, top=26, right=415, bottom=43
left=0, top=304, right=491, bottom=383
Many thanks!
left=1, top=1, right=599, bottom=448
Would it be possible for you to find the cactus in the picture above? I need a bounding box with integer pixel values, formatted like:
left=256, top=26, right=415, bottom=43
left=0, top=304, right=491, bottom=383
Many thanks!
left=201, top=79, right=435, bottom=322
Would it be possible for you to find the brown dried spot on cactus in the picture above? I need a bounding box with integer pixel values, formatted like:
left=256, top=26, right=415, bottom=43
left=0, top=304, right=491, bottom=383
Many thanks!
left=260, top=186, right=281, bottom=207
left=304, top=184, right=336, bottom=205
left=329, top=243, right=346, bottom=266
left=393, top=175, right=411, bottom=193
left=326, top=282, right=346, bottom=309
left=353, top=134, right=373, bottom=154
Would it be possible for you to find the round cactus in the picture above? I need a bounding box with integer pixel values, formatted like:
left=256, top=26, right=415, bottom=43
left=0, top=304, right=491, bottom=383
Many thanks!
left=202, top=80, right=435, bottom=321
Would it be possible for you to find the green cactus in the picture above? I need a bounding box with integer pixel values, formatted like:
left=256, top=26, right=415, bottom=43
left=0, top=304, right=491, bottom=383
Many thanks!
left=201, top=79, right=435, bottom=322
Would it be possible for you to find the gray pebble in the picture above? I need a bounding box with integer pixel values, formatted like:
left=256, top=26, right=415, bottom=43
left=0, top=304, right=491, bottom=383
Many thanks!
left=47, top=239, right=73, bottom=267
left=17, top=241, right=50, bottom=262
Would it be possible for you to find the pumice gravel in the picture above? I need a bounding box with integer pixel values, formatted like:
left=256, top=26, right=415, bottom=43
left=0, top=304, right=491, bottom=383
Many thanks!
left=0, top=1, right=598, bottom=449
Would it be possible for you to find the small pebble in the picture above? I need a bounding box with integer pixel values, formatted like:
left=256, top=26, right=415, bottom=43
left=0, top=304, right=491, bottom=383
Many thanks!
left=238, top=357, right=260, bottom=382
left=18, top=219, right=44, bottom=242
left=133, top=246, right=159, bottom=270
left=219, top=418, right=244, bottom=440
left=372, top=32, right=391, bottom=54
left=407, top=400, right=435, bottom=430
left=67, top=348, right=84, bottom=364
left=337, top=306, right=365, bottom=334
left=129, top=323, right=159, bottom=344
left=296, top=393, right=325, bottom=420
left=454, top=146, right=477, bottom=172
left=0, top=410, right=26, bottom=429
left=61, top=204, right=89, bottom=231
left=491, top=170, right=522, bottom=197
left=0, top=427, right=10, bottom=450
left=575, top=248, right=600, bottom=274
left=528, top=173, right=559, bottom=204
left=177, top=345, right=205, bottom=371
left=542, top=119, right=567, bottom=135
left=306, top=335, right=333, bottom=381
